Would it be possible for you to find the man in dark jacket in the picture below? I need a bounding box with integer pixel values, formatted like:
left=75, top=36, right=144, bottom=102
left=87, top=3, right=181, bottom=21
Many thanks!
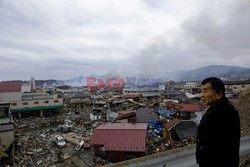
left=196, top=77, right=240, bottom=167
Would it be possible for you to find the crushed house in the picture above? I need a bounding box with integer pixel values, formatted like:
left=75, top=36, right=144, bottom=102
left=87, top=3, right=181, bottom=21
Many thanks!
left=157, top=109, right=175, bottom=119
left=176, top=103, right=208, bottom=124
left=136, top=108, right=158, bottom=123
left=64, top=91, right=91, bottom=107
left=106, top=110, right=118, bottom=122
left=114, top=111, right=136, bottom=123
left=163, top=119, right=197, bottom=141
left=90, top=123, right=148, bottom=162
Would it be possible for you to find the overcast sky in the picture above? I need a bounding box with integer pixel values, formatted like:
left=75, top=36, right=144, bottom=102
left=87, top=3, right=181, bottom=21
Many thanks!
left=0, top=0, right=250, bottom=81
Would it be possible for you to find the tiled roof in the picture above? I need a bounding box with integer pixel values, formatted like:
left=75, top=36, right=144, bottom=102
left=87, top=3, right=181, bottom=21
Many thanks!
left=96, top=123, right=147, bottom=130
left=0, top=81, right=22, bottom=92
left=90, top=123, right=147, bottom=152
left=0, top=123, right=14, bottom=132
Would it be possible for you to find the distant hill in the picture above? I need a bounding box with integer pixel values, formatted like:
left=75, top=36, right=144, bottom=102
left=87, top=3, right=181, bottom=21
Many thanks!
left=34, top=65, right=250, bottom=86
left=176, top=65, right=250, bottom=81
left=35, top=79, right=64, bottom=87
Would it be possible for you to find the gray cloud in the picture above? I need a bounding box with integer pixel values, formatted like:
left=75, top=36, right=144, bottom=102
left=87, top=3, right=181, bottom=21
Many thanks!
left=0, top=0, right=249, bottom=81
left=132, top=0, right=250, bottom=74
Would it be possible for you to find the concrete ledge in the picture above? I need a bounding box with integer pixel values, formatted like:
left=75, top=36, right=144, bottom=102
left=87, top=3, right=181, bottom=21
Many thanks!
left=107, top=144, right=196, bottom=167
left=107, top=134, right=250, bottom=167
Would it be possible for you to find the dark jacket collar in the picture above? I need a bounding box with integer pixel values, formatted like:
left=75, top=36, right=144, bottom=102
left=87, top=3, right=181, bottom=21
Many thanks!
left=204, top=97, right=228, bottom=115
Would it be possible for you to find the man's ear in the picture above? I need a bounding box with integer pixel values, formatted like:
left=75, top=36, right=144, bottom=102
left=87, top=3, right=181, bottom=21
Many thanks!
left=216, top=92, right=223, bottom=99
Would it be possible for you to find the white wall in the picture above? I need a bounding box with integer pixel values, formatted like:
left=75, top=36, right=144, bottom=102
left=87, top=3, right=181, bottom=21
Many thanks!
left=0, top=92, right=22, bottom=102
left=194, top=111, right=205, bottom=125
left=90, top=113, right=101, bottom=121
left=21, top=84, right=31, bottom=93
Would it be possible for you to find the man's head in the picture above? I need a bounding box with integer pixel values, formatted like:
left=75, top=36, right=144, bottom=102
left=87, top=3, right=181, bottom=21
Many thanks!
left=201, top=77, right=226, bottom=106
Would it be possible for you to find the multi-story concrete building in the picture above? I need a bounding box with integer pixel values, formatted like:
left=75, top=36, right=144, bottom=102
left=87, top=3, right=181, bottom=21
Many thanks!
left=224, top=80, right=250, bottom=94
left=10, top=93, right=64, bottom=118
left=184, top=82, right=198, bottom=89
left=123, top=84, right=164, bottom=97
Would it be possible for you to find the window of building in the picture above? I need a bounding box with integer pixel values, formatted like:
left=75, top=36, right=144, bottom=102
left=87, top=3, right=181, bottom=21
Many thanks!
left=54, top=100, right=59, bottom=103
left=233, top=87, right=237, bottom=89
left=242, top=85, right=245, bottom=88
left=44, top=101, right=49, bottom=104
left=23, top=102, right=28, bottom=105
left=0, top=110, right=6, bottom=117
left=33, top=101, right=39, bottom=104
left=12, top=103, right=17, bottom=106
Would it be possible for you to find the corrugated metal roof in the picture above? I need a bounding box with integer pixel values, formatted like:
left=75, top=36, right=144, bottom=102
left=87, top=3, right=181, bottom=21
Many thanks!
left=0, top=81, right=21, bottom=92
left=96, top=123, right=147, bottom=130
left=164, top=119, right=181, bottom=130
left=178, top=104, right=208, bottom=112
left=90, top=123, right=147, bottom=152
left=0, top=123, right=14, bottom=132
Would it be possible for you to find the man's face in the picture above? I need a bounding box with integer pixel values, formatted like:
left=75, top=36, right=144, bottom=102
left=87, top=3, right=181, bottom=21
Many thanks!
left=201, top=83, right=222, bottom=106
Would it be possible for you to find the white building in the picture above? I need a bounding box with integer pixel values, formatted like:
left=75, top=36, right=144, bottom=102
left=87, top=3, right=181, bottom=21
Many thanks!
left=10, top=95, right=64, bottom=118
left=123, top=84, right=164, bottom=97
left=55, top=86, right=87, bottom=95
left=21, top=82, right=31, bottom=93
left=11, top=98, right=63, bottom=112
left=184, top=82, right=198, bottom=89
left=0, top=82, right=63, bottom=117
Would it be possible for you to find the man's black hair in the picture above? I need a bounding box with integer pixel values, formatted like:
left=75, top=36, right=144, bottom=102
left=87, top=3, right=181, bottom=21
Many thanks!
left=201, top=77, right=226, bottom=98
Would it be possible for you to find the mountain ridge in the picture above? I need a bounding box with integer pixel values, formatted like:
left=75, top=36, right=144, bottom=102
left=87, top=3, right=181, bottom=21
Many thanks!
left=32, top=65, right=250, bottom=86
